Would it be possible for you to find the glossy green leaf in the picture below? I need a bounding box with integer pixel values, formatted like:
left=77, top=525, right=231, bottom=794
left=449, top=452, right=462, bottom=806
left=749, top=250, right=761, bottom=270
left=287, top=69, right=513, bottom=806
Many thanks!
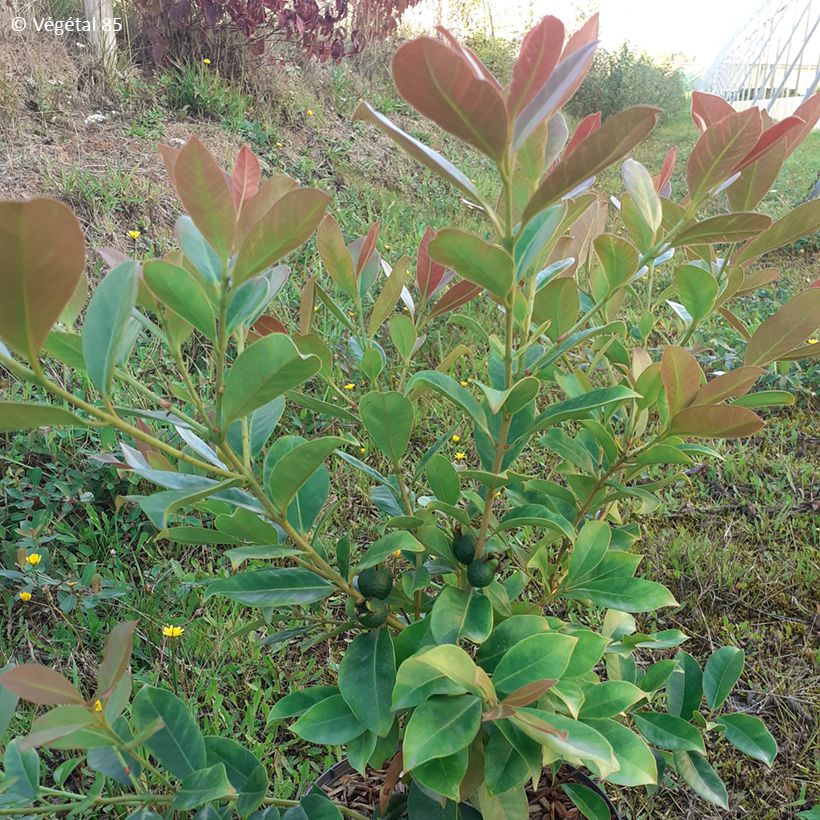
left=0, top=198, right=85, bottom=363
left=562, top=576, right=677, bottom=612
left=492, top=632, right=577, bottom=695
left=143, top=261, right=217, bottom=341
left=3, top=738, right=40, bottom=800
left=205, top=568, right=333, bottom=608
left=578, top=681, right=644, bottom=719
left=402, top=694, right=482, bottom=770
left=563, top=783, right=610, bottom=820
left=205, top=736, right=268, bottom=815
left=430, top=586, right=493, bottom=644
left=290, top=694, right=365, bottom=744
left=222, top=334, right=321, bottom=423
left=267, top=686, right=340, bottom=722
left=266, top=436, right=344, bottom=513
left=593, top=233, right=639, bottom=291
left=736, top=199, right=820, bottom=263
left=622, top=158, right=661, bottom=233
left=171, top=762, right=235, bottom=811
left=339, top=630, right=395, bottom=737
left=582, top=718, right=657, bottom=786
left=429, top=229, right=514, bottom=301
left=715, top=713, right=777, bottom=765
left=132, top=686, right=206, bottom=778
left=672, top=751, right=728, bottom=809
left=359, top=391, right=414, bottom=463
left=703, top=646, right=744, bottom=710
left=0, top=402, right=86, bottom=432
left=369, top=256, right=409, bottom=335
left=667, top=651, right=703, bottom=720
left=413, top=747, right=468, bottom=802
left=526, top=386, right=639, bottom=436
left=568, top=520, right=611, bottom=583
left=356, top=530, right=425, bottom=570
left=83, top=261, right=138, bottom=397
left=476, top=615, right=550, bottom=672
left=407, top=370, right=488, bottom=434
left=427, top=455, right=461, bottom=505
left=675, top=265, right=718, bottom=323
left=632, top=711, right=705, bottom=753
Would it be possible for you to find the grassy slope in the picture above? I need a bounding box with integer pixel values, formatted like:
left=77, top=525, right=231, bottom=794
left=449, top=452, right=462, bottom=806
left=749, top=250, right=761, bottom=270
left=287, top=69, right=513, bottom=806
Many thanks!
left=1, top=28, right=818, bottom=818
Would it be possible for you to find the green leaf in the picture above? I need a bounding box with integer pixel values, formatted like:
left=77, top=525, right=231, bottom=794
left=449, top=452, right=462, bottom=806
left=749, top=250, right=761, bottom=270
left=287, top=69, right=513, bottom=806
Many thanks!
left=578, top=681, right=644, bottom=719
left=143, top=261, right=216, bottom=341
left=369, top=256, right=409, bottom=335
left=631, top=711, right=705, bottom=754
left=582, top=718, right=657, bottom=786
left=233, top=188, right=329, bottom=284
left=266, top=436, right=344, bottom=513
left=3, top=738, right=39, bottom=799
left=222, top=334, right=321, bottom=423
left=667, top=651, right=703, bottom=720
left=593, top=233, right=639, bottom=292
left=703, top=647, right=744, bottom=710
left=83, top=261, right=138, bottom=397
left=223, top=545, right=300, bottom=571
left=672, top=751, right=728, bottom=809
left=356, top=531, right=425, bottom=570
left=430, top=586, right=493, bottom=645
left=492, top=632, right=577, bottom=695
left=731, top=389, right=794, bottom=408
left=736, top=199, right=820, bottom=263
left=476, top=615, right=550, bottom=672
left=392, top=658, right=466, bottom=710
left=402, top=694, right=482, bottom=770
left=390, top=314, right=417, bottom=361
left=622, top=158, right=661, bottom=233
left=171, top=762, right=235, bottom=811
left=568, top=520, right=611, bottom=583
left=359, top=391, right=414, bottom=463
left=484, top=728, right=529, bottom=796
left=426, top=455, right=461, bottom=505
left=429, top=229, right=514, bottom=300
left=339, top=630, right=395, bottom=737
left=317, top=215, right=357, bottom=298
left=0, top=402, right=86, bottom=432
left=0, top=663, right=19, bottom=741
left=0, top=198, right=85, bottom=363
left=675, top=265, right=718, bottom=323
left=267, top=686, right=339, bottom=722
left=205, top=736, right=268, bottom=815
left=563, top=783, right=610, bottom=820
left=715, top=713, right=777, bottom=766
left=205, top=568, right=333, bottom=608
left=284, top=791, right=342, bottom=820
left=413, top=748, right=468, bottom=802
left=400, top=644, right=495, bottom=703
left=408, top=370, right=488, bottom=434
left=526, top=386, right=639, bottom=436
left=132, top=686, right=206, bottom=778
left=290, top=694, right=366, bottom=744
left=561, top=576, right=678, bottom=613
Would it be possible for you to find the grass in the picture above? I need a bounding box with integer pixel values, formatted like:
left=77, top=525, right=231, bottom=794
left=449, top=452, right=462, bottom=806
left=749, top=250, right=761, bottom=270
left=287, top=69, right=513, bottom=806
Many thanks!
left=0, top=25, right=819, bottom=819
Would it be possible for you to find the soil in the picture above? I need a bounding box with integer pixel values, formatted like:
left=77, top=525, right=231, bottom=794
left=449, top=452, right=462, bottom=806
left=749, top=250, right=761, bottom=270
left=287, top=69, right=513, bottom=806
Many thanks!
left=321, top=762, right=616, bottom=819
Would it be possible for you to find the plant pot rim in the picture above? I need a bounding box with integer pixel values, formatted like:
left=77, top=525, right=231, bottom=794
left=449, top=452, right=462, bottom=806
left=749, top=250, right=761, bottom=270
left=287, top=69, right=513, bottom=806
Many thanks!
left=314, top=758, right=621, bottom=818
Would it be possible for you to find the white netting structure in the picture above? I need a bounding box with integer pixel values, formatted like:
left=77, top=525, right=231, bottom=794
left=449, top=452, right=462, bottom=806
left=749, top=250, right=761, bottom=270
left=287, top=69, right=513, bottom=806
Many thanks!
left=699, top=0, right=819, bottom=118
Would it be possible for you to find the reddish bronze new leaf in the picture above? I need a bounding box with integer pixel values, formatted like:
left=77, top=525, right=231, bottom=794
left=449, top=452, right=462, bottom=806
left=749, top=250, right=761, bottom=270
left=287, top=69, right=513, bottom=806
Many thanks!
left=784, top=93, right=820, bottom=157
left=661, top=346, right=703, bottom=415
left=521, top=106, right=659, bottom=227
left=416, top=226, right=446, bottom=298
left=686, top=109, right=762, bottom=203
left=356, top=222, right=380, bottom=277
left=174, top=136, right=236, bottom=260
left=95, top=620, right=138, bottom=698
left=691, top=91, right=735, bottom=131
left=692, top=367, right=764, bottom=406
left=0, top=665, right=84, bottom=705
left=735, top=199, right=820, bottom=264
left=670, top=405, right=764, bottom=439
left=0, top=198, right=86, bottom=363
left=231, top=145, right=261, bottom=212
left=654, top=146, right=677, bottom=195
left=727, top=141, right=787, bottom=211
left=744, top=289, right=820, bottom=366
left=392, top=37, right=510, bottom=162
left=672, top=212, right=772, bottom=246
left=507, top=15, right=565, bottom=115
left=733, top=116, right=804, bottom=172
left=564, top=112, right=602, bottom=158
left=430, top=280, right=482, bottom=318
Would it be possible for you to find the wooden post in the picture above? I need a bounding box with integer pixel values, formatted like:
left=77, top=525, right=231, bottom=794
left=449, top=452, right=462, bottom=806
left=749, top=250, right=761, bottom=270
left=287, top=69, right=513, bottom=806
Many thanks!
left=83, top=0, right=117, bottom=76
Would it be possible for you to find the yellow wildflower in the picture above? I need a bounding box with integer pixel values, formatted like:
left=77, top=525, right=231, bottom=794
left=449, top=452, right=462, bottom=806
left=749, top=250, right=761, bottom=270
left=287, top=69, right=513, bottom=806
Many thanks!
left=454, top=452, right=467, bottom=461
left=202, top=58, right=211, bottom=65
left=384, top=243, right=392, bottom=250
left=19, top=590, right=31, bottom=602
left=359, top=446, right=366, bottom=455
left=94, top=699, right=103, bottom=712
left=452, top=434, right=460, bottom=443
left=128, top=229, right=141, bottom=240
left=344, top=383, right=356, bottom=391
left=808, top=338, right=818, bottom=345
left=26, top=553, right=42, bottom=566
left=460, top=380, right=469, bottom=387
left=306, top=109, right=314, bottom=117
left=162, top=624, right=184, bottom=639
left=392, top=549, right=402, bottom=558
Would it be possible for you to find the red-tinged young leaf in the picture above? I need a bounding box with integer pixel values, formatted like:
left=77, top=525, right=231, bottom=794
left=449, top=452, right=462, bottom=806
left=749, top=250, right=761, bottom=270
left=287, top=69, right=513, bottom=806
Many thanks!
left=249, top=315, right=287, bottom=341
left=236, top=175, right=298, bottom=245
left=436, top=26, right=502, bottom=91
left=174, top=137, right=236, bottom=260
left=317, top=214, right=358, bottom=298
left=669, top=405, right=764, bottom=439
left=417, top=226, right=447, bottom=298
left=357, top=222, right=380, bottom=276
left=299, top=276, right=316, bottom=336
left=654, top=146, right=677, bottom=194
left=234, top=188, right=329, bottom=284
left=784, top=93, right=820, bottom=157
left=96, top=621, right=138, bottom=698
left=513, top=40, right=598, bottom=151
left=672, top=212, right=772, bottom=246
left=661, top=346, right=703, bottom=415
left=554, top=13, right=599, bottom=100
left=0, top=198, right=86, bottom=363
left=733, top=116, right=804, bottom=171
left=686, top=109, right=762, bottom=203
left=718, top=307, right=751, bottom=339
left=727, top=140, right=787, bottom=211
left=354, top=102, right=486, bottom=211
left=502, top=679, right=557, bottom=707
left=735, top=199, right=820, bottom=264
left=0, top=665, right=84, bottom=705
left=693, top=367, right=764, bottom=406
left=430, top=280, right=482, bottom=318
left=429, top=229, right=514, bottom=300
left=392, top=37, right=509, bottom=162
left=507, top=15, right=565, bottom=115
left=565, top=112, right=602, bottom=158
left=690, top=91, right=735, bottom=131
left=744, top=289, right=820, bottom=366
left=521, top=106, right=660, bottom=227
left=231, top=145, right=261, bottom=212
left=158, top=144, right=180, bottom=186
left=736, top=267, right=779, bottom=295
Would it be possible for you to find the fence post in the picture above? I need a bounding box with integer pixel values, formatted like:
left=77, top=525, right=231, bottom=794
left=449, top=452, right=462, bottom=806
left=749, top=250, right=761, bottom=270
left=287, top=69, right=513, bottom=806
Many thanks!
left=83, top=0, right=117, bottom=76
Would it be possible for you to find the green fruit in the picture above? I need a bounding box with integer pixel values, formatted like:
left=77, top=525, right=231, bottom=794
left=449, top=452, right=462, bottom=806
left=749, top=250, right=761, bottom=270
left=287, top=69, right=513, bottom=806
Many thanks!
left=452, top=531, right=476, bottom=564
left=357, top=599, right=389, bottom=628
left=467, top=559, right=495, bottom=588
left=358, top=566, right=393, bottom=600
